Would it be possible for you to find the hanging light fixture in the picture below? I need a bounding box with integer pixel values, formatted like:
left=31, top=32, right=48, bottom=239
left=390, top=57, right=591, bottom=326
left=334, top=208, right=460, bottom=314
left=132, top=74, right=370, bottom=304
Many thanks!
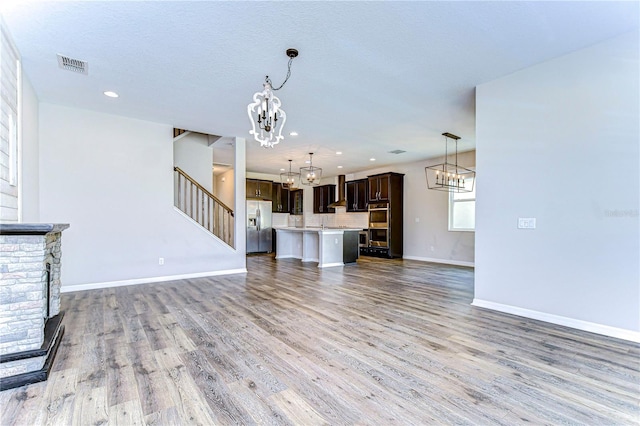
left=280, top=159, right=300, bottom=189
left=247, top=48, right=299, bottom=148
left=425, top=132, right=475, bottom=193
left=299, top=153, right=322, bottom=186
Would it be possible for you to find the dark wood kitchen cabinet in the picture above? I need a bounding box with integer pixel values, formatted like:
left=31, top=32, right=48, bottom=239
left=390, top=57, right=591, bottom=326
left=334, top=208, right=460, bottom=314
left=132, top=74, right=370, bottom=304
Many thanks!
left=290, top=189, right=304, bottom=215
left=368, top=174, right=391, bottom=202
left=313, top=184, right=336, bottom=214
left=271, top=182, right=289, bottom=213
left=363, top=172, right=404, bottom=259
left=246, top=179, right=272, bottom=200
left=346, top=179, right=368, bottom=212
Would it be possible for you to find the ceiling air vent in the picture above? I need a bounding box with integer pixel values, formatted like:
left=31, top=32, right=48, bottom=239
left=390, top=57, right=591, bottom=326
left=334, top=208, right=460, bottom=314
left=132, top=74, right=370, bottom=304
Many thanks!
left=57, top=54, right=88, bottom=75
left=388, top=149, right=406, bottom=154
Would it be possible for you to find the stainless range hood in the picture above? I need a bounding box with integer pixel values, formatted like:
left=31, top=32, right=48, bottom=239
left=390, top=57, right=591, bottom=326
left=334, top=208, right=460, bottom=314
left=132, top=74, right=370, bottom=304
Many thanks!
left=328, top=175, right=347, bottom=208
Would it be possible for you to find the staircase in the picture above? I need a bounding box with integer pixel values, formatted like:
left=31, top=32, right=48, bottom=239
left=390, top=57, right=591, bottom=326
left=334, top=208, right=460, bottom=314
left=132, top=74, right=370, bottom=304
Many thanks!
left=174, top=166, right=234, bottom=248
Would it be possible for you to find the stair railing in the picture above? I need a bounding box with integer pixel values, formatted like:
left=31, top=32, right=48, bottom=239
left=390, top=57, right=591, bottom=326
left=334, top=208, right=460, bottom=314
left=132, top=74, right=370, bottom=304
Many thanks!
left=174, top=167, right=234, bottom=248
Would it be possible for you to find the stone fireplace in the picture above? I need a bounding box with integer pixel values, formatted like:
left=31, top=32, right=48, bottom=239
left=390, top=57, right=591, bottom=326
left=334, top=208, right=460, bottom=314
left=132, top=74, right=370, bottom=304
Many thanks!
left=0, top=223, right=69, bottom=391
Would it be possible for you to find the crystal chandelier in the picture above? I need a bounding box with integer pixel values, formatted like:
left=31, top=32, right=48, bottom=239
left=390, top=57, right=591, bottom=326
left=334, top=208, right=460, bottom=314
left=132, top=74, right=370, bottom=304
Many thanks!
left=247, top=48, right=298, bottom=148
left=280, top=159, right=300, bottom=189
left=299, top=153, right=322, bottom=186
left=425, top=132, right=475, bottom=193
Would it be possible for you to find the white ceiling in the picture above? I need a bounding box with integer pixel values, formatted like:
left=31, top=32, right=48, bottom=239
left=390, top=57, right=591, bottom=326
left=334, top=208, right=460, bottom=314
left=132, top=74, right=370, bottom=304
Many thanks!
left=2, top=1, right=638, bottom=176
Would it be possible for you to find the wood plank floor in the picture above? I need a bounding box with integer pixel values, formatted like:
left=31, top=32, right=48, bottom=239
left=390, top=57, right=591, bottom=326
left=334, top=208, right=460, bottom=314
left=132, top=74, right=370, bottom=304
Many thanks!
left=1, top=255, right=639, bottom=425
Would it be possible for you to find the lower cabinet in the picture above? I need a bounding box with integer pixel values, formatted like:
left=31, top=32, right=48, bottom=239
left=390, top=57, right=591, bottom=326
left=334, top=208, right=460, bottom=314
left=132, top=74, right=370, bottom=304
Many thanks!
left=272, top=228, right=277, bottom=253
left=343, top=231, right=359, bottom=264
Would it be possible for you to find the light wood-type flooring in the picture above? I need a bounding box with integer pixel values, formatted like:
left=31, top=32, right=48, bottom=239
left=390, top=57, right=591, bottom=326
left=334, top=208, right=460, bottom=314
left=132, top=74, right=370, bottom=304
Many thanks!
left=1, top=255, right=639, bottom=425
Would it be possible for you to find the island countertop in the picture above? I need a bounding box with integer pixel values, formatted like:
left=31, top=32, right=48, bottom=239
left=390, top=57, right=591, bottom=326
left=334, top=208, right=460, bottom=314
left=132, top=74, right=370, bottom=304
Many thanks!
left=274, top=226, right=364, bottom=232
left=275, top=227, right=362, bottom=267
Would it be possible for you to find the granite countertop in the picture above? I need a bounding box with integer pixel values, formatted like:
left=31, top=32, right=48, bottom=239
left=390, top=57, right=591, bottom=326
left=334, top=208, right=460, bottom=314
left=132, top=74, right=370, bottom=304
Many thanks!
left=0, top=223, right=70, bottom=235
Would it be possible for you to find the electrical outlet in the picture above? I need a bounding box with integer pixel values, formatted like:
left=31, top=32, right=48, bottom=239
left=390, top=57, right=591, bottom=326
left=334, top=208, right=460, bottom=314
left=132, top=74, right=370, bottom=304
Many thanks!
left=518, top=218, right=536, bottom=229
left=335, top=238, right=339, bottom=244
left=158, top=257, right=164, bottom=265
left=415, top=217, right=420, bottom=223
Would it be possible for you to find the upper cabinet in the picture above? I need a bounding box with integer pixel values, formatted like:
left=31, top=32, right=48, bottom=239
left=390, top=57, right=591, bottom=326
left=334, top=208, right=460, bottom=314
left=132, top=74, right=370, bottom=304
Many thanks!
left=368, top=173, right=403, bottom=202
left=313, top=184, right=336, bottom=214
left=346, top=179, right=368, bottom=212
left=246, top=179, right=272, bottom=200
left=272, top=182, right=290, bottom=213
left=290, top=189, right=304, bottom=215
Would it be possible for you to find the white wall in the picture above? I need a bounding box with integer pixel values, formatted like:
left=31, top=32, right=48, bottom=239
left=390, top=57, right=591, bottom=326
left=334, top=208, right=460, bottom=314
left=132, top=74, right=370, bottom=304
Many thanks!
left=214, top=168, right=234, bottom=209
left=475, top=31, right=639, bottom=340
left=39, top=104, right=246, bottom=289
left=351, top=152, right=476, bottom=266
left=20, top=72, right=39, bottom=222
left=173, top=132, right=213, bottom=192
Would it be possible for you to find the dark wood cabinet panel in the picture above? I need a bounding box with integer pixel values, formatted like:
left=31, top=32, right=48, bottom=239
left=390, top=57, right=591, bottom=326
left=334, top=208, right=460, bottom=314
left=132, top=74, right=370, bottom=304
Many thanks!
left=290, top=189, right=303, bottom=215
left=272, top=183, right=289, bottom=213
left=346, top=179, right=368, bottom=212
left=367, top=174, right=391, bottom=202
left=313, top=185, right=336, bottom=214
left=246, top=179, right=272, bottom=200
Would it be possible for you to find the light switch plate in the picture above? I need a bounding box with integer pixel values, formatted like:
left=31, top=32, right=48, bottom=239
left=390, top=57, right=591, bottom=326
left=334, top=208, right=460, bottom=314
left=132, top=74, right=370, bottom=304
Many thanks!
left=518, top=218, right=536, bottom=229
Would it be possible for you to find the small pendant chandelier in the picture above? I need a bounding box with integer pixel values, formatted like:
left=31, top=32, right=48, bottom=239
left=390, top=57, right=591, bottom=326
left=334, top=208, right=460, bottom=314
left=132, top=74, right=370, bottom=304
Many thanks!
left=280, top=159, right=300, bottom=189
left=299, top=153, right=322, bottom=186
left=247, top=48, right=298, bottom=148
left=425, top=132, right=475, bottom=193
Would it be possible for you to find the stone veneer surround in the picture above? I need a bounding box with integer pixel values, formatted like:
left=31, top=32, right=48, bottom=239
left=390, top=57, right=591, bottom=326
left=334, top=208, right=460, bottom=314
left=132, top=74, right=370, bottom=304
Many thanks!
left=0, top=223, right=69, bottom=390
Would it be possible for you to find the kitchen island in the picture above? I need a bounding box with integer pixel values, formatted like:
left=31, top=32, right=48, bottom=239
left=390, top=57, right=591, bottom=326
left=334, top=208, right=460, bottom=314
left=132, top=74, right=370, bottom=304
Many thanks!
left=275, top=227, right=362, bottom=268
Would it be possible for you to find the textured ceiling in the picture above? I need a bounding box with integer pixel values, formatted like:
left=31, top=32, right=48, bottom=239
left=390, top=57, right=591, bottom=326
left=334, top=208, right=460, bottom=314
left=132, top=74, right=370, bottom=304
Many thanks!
left=2, top=1, right=638, bottom=176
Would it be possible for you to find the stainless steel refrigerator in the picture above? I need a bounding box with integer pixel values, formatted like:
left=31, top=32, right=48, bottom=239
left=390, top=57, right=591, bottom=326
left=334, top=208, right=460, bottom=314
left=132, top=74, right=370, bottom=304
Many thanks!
left=246, top=200, right=272, bottom=253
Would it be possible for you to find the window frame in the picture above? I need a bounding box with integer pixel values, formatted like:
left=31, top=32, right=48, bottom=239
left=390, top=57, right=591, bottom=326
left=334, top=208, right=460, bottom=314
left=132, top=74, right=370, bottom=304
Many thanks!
left=448, top=177, right=475, bottom=232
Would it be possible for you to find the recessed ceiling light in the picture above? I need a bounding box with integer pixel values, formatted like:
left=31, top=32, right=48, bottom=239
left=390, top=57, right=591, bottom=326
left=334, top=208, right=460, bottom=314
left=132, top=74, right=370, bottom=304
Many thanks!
left=370, top=158, right=376, bottom=161
left=337, top=165, right=343, bottom=169
left=103, top=91, right=119, bottom=98
left=280, top=168, right=285, bottom=171
left=336, top=151, right=342, bottom=155
left=289, top=131, right=298, bottom=136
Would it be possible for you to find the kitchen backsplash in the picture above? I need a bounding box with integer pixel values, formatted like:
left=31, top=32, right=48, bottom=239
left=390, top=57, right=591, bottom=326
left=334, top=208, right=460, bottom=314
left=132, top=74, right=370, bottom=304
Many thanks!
left=285, top=207, right=368, bottom=229
left=272, top=213, right=290, bottom=227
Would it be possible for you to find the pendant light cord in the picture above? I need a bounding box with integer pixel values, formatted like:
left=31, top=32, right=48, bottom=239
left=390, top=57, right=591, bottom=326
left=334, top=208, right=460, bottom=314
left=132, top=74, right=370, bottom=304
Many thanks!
left=266, top=56, right=295, bottom=91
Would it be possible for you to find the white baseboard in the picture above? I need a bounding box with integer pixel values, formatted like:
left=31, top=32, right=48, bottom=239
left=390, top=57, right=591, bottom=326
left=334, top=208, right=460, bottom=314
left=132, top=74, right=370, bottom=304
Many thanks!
left=403, top=255, right=474, bottom=268
left=318, top=262, right=343, bottom=268
left=61, top=268, right=248, bottom=293
left=275, top=254, right=297, bottom=260
left=472, top=299, right=640, bottom=343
